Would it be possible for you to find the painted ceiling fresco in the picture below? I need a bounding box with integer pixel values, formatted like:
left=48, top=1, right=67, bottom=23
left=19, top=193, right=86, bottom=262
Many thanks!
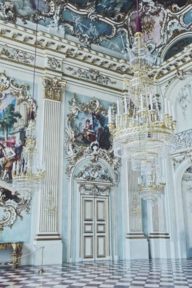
left=0, top=0, right=191, bottom=61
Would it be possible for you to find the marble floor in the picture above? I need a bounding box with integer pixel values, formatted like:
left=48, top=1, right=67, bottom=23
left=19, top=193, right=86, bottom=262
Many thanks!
left=0, top=259, right=192, bottom=287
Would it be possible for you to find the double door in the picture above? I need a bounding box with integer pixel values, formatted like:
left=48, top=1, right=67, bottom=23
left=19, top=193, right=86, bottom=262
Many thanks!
left=81, top=195, right=109, bottom=260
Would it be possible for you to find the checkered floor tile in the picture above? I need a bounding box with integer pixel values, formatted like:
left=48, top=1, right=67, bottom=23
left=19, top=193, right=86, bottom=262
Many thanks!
left=1, top=259, right=192, bottom=287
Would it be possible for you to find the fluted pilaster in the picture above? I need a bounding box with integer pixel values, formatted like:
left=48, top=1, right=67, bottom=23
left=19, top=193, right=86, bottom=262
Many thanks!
left=36, top=77, right=66, bottom=240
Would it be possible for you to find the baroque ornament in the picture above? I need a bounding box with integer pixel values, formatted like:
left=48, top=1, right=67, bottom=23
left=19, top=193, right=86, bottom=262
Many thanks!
left=76, top=163, right=113, bottom=183
left=47, top=57, right=62, bottom=71
left=0, top=71, right=31, bottom=98
left=172, top=150, right=192, bottom=170
left=0, top=180, right=31, bottom=230
left=177, top=83, right=192, bottom=117
left=0, top=2, right=16, bottom=22
left=65, top=95, right=120, bottom=181
left=0, top=1, right=191, bottom=61
left=44, top=77, right=66, bottom=101
left=174, top=129, right=192, bottom=151
left=0, top=71, right=38, bottom=183
left=66, top=67, right=116, bottom=86
left=79, top=183, right=111, bottom=197
left=0, top=45, right=35, bottom=65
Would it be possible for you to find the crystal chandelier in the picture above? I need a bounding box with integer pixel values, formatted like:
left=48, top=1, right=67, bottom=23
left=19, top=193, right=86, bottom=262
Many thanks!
left=109, top=16, right=176, bottom=200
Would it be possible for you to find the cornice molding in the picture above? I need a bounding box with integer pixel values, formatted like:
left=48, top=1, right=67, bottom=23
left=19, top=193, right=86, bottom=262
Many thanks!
left=0, top=21, right=192, bottom=86
left=0, top=21, right=130, bottom=75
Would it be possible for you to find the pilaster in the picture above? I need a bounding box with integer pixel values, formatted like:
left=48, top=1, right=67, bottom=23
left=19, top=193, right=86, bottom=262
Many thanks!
left=33, top=76, right=66, bottom=265
left=125, top=161, right=148, bottom=259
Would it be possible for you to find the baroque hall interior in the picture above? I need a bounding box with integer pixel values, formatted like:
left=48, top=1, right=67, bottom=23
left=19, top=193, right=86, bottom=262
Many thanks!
left=0, top=0, right=192, bottom=287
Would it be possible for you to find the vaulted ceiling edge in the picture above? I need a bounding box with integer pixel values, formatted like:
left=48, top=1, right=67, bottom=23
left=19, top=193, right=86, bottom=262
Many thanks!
left=0, top=0, right=191, bottom=62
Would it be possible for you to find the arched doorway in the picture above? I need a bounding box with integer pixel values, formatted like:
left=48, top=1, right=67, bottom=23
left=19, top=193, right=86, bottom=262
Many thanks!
left=70, top=158, right=116, bottom=262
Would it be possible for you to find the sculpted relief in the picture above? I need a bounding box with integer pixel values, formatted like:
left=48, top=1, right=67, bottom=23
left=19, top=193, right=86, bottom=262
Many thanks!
left=176, top=80, right=192, bottom=132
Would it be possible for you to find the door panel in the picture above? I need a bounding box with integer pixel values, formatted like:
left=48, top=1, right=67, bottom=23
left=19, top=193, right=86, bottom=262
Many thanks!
left=84, top=199, right=94, bottom=220
left=81, top=195, right=109, bottom=260
left=84, top=236, right=93, bottom=258
left=97, top=236, right=105, bottom=258
left=96, top=200, right=105, bottom=220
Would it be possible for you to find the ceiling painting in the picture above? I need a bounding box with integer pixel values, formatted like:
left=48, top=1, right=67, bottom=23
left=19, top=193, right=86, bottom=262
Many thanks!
left=0, top=0, right=191, bottom=61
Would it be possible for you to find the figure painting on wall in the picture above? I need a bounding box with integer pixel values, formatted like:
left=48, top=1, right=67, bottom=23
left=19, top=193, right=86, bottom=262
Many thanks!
left=68, top=95, right=112, bottom=151
left=0, top=72, right=37, bottom=183
left=82, top=118, right=96, bottom=144
left=74, top=111, right=111, bottom=150
left=0, top=142, right=16, bottom=182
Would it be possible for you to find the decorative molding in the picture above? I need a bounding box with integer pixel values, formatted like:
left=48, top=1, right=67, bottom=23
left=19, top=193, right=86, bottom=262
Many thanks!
left=126, top=233, right=145, bottom=239
left=170, top=129, right=192, bottom=169
left=0, top=0, right=191, bottom=67
left=173, top=129, right=192, bottom=151
left=79, top=183, right=111, bottom=197
left=0, top=0, right=190, bottom=62
left=66, top=143, right=120, bottom=183
left=66, top=66, right=116, bottom=86
left=149, top=233, right=170, bottom=239
left=76, top=163, right=113, bottom=182
left=172, top=150, right=192, bottom=170
left=0, top=23, right=129, bottom=75
left=182, top=172, right=192, bottom=182
left=0, top=2, right=16, bottom=22
left=0, top=181, right=31, bottom=230
left=177, top=83, right=192, bottom=117
left=0, top=45, right=35, bottom=65
left=65, top=95, right=120, bottom=182
left=0, top=21, right=192, bottom=78
left=0, top=71, right=30, bottom=97
left=154, top=44, right=192, bottom=80
left=44, top=77, right=66, bottom=101
left=47, top=57, right=62, bottom=71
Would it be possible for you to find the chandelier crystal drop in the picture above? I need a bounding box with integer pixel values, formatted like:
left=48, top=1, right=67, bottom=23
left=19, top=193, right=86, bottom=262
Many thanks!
left=109, top=30, right=176, bottom=200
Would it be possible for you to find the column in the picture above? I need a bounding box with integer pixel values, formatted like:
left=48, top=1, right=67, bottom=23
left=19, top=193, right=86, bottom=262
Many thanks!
left=34, top=76, right=66, bottom=265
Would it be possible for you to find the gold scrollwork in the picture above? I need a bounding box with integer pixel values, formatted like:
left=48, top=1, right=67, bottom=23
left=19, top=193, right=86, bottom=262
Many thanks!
left=44, top=77, right=66, bottom=101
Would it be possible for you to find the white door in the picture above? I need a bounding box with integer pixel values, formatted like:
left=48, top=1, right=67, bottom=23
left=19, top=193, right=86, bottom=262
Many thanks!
left=81, top=195, right=109, bottom=260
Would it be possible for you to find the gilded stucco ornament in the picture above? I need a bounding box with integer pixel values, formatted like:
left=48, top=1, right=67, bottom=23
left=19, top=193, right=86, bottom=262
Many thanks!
left=0, top=180, right=31, bottom=230
left=76, top=163, right=113, bottom=183
left=65, top=95, right=120, bottom=181
left=44, top=77, right=66, bottom=101
left=79, top=183, right=111, bottom=196
left=77, top=163, right=113, bottom=195
left=0, top=1, right=191, bottom=61
left=174, top=129, right=192, bottom=152
left=0, top=2, right=16, bottom=22
left=0, top=45, right=35, bottom=65
left=172, top=149, right=192, bottom=170
left=66, top=67, right=116, bottom=86
left=47, top=57, right=62, bottom=71
left=0, top=71, right=31, bottom=100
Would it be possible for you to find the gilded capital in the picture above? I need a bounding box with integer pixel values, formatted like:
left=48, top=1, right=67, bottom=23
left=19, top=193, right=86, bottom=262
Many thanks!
left=44, top=77, right=66, bottom=101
